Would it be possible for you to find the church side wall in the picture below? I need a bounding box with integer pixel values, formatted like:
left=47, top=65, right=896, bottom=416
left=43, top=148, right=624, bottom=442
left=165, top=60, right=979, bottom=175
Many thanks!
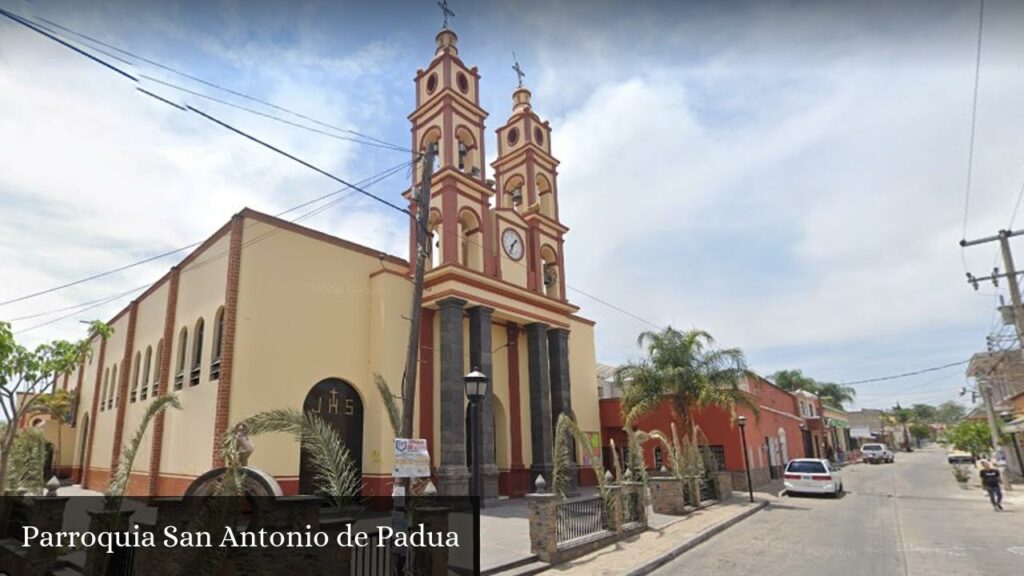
left=120, top=281, right=169, bottom=482
left=157, top=234, right=229, bottom=487
left=85, top=310, right=130, bottom=487
left=231, top=218, right=398, bottom=495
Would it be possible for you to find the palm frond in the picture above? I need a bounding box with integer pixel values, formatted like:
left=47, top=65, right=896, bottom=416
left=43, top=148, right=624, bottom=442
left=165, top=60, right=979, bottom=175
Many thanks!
left=222, top=408, right=362, bottom=507
left=374, top=373, right=402, bottom=438
left=609, top=438, right=624, bottom=482
left=107, top=394, right=181, bottom=499
left=301, top=411, right=363, bottom=507
left=551, top=413, right=576, bottom=497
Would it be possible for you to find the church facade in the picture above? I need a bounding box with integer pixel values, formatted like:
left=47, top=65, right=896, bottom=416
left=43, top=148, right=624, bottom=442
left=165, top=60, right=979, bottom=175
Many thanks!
left=52, top=28, right=600, bottom=498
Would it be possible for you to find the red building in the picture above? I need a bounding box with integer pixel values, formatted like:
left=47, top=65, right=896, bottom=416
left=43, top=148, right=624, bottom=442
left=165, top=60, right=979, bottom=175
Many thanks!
left=599, top=373, right=809, bottom=488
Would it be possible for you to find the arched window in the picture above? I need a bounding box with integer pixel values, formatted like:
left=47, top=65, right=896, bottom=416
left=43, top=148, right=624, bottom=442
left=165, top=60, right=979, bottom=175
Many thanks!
left=455, top=126, right=478, bottom=176
left=141, top=347, right=152, bottom=401
left=191, top=318, right=204, bottom=386
left=540, top=245, right=561, bottom=299
left=211, top=307, right=224, bottom=380
left=537, top=174, right=554, bottom=218
left=175, top=328, right=188, bottom=390
left=503, top=175, right=525, bottom=211
left=100, top=368, right=109, bottom=412
left=427, top=210, right=443, bottom=270
left=458, top=209, right=483, bottom=272
left=419, top=129, right=441, bottom=172
left=109, top=364, right=118, bottom=409
left=654, top=446, right=664, bottom=471
left=130, top=351, right=141, bottom=403
left=152, top=339, right=162, bottom=398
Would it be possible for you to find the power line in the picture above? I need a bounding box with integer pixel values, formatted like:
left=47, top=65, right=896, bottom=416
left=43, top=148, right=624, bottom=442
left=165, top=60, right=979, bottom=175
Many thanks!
left=3, top=7, right=408, bottom=153
left=5, top=283, right=151, bottom=322
left=186, top=105, right=414, bottom=217
left=960, top=0, right=985, bottom=243
left=836, top=359, right=971, bottom=386
left=137, top=75, right=409, bottom=152
left=0, top=158, right=414, bottom=310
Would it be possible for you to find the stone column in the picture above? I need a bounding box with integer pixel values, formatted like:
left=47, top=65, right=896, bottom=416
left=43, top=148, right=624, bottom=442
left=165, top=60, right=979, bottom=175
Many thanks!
left=437, top=297, right=469, bottom=496
left=526, top=323, right=553, bottom=488
left=468, top=305, right=499, bottom=499
left=547, top=328, right=577, bottom=493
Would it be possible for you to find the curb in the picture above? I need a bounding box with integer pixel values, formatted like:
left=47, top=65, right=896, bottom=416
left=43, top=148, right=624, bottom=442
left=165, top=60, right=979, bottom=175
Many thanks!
left=621, top=500, right=769, bottom=576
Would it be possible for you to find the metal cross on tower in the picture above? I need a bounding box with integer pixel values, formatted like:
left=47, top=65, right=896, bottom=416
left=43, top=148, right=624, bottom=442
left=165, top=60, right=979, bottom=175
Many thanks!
left=437, top=0, right=455, bottom=29
left=512, top=52, right=525, bottom=88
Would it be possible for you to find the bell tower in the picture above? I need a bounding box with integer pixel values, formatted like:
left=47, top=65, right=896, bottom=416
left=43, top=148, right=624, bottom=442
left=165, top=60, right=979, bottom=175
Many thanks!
left=492, top=85, right=569, bottom=300
left=407, top=28, right=495, bottom=276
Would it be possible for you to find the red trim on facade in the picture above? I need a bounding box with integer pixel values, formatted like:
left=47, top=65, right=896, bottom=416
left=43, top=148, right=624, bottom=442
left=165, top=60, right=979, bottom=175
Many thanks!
left=505, top=324, right=525, bottom=492
left=110, top=301, right=138, bottom=470
left=418, top=307, right=436, bottom=459
left=82, top=336, right=107, bottom=488
left=147, top=264, right=181, bottom=494
left=148, top=266, right=180, bottom=496
left=211, top=215, right=244, bottom=467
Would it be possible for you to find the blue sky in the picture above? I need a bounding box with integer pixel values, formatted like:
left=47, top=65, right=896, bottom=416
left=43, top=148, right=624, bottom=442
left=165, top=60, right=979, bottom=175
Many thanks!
left=3, top=0, right=1024, bottom=411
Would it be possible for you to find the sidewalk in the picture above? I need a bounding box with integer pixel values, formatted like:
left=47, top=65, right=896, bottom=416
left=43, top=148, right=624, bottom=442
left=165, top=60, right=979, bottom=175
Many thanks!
left=543, top=493, right=771, bottom=576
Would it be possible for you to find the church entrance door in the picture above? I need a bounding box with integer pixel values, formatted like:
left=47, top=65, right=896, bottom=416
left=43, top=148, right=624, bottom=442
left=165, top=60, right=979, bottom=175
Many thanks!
left=299, top=378, right=364, bottom=495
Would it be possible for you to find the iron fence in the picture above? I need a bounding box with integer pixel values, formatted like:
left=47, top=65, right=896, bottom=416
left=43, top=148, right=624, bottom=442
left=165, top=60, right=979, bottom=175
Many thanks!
left=555, top=496, right=608, bottom=545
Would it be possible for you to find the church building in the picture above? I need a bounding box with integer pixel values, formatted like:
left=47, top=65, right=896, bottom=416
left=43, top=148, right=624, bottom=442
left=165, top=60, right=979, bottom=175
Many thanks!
left=50, top=27, right=600, bottom=498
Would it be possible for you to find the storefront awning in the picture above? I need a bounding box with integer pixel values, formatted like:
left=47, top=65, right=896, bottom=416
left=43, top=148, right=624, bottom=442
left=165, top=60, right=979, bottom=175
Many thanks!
left=827, top=418, right=849, bottom=428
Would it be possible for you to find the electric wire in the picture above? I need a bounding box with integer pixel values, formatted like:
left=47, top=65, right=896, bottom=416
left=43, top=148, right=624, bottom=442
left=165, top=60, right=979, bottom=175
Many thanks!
left=2, top=8, right=408, bottom=153
left=1, top=158, right=414, bottom=314
left=960, top=0, right=985, bottom=243
left=835, top=359, right=972, bottom=386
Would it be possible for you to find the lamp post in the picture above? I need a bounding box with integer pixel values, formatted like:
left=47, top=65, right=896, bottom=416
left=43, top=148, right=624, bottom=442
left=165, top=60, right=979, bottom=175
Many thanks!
left=464, top=368, right=487, bottom=506
left=737, top=416, right=754, bottom=503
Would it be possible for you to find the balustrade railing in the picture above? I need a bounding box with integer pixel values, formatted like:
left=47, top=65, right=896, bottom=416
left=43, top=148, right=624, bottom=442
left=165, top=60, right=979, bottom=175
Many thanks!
left=555, top=496, right=608, bottom=545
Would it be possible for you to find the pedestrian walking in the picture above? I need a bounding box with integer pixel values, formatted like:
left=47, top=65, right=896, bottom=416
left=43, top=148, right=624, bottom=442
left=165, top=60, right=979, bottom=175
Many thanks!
left=979, top=460, right=1003, bottom=511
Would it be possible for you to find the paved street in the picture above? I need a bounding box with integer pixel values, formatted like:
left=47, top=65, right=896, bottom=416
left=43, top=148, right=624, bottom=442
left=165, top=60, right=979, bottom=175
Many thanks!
left=653, top=445, right=1023, bottom=576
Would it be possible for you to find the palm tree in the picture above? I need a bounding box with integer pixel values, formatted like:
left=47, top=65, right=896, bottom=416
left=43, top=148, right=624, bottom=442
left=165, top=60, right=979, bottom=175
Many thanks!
left=890, top=405, right=913, bottom=451
left=816, top=382, right=856, bottom=409
left=769, top=369, right=820, bottom=393
left=616, top=327, right=755, bottom=438
left=27, top=388, right=75, bottom=479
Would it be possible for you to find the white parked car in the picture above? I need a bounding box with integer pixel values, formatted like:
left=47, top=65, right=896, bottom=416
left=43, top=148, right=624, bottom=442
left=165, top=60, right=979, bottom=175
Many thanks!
left=783, top=459, right=843, bottom=497
left=860, top=443, right=894, bottom=464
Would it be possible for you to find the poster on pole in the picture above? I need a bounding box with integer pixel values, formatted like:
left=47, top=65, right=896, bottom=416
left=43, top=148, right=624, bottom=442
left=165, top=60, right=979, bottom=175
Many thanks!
left=393, top=438, right=431, bottom=478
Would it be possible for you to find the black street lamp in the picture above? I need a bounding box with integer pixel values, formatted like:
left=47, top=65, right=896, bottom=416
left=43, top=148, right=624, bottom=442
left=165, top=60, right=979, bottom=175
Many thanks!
left=737, top=416, right=754, bottom=503
left=465, top=368, right=487, bottom=505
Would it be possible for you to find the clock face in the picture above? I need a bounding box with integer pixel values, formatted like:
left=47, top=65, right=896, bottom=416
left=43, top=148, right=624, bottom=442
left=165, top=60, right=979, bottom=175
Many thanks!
left=502, top=228, right=524, bottom=260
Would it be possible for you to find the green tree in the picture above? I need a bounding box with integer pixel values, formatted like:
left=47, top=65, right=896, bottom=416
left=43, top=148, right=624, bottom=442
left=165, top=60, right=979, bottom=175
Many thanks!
left=908, top=422, right=931, bottom=446
left=0, top=320, right=111, bottom=490
left=945, top=420, right=993, bottom=458
left=816, top=382, right=856, bottom=409
left=27, top=388, right=75, bottom=478
left=769, top=369, right=820, bottom=393
left=935, top=401, right=967, bottom=425
left=616, top=327, right=755, bottom=438
left=910, top=403, right=938, bottom=423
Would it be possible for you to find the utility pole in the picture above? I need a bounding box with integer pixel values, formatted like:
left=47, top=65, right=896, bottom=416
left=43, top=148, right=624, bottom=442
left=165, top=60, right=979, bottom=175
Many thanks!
left=961, top=229, right=1024, bottom=490
left=963, top=229, right=1024, bottom=355
left=400, top=143, right=437, bottom=443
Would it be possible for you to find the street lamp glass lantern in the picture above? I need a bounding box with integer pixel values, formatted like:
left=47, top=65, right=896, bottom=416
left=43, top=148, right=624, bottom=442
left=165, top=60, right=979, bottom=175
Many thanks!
left=737, top=415, right=746, bottom=427
left=464, top=369, right=488, bottom=400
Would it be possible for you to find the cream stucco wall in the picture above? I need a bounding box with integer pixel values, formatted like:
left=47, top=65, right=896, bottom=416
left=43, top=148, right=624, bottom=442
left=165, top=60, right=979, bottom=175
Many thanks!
left=230, top=218, right=402, bottom=480
left=89, top=311, right=130, bottom=471
left=121, top=281, right=169, bottom=473
left=159, top=233, right=229, bottom=478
